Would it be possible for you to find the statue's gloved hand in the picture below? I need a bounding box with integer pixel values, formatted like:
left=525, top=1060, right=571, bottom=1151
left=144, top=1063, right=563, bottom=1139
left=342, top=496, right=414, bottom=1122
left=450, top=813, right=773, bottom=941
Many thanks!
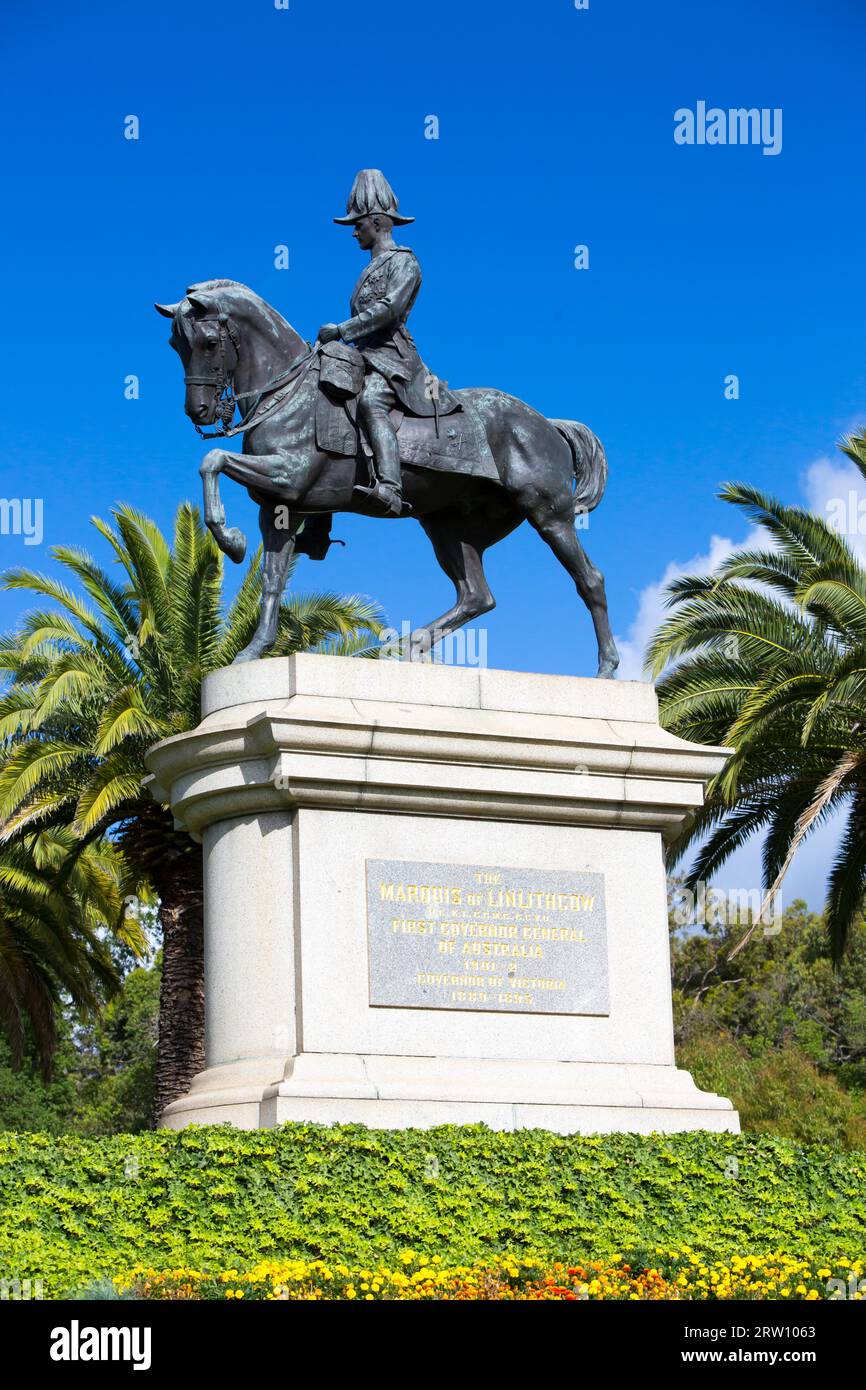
left=317, top=323, right=341, bottom=344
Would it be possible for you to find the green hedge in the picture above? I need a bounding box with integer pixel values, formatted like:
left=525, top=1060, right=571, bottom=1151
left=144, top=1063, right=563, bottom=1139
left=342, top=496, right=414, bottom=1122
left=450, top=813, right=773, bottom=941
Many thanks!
left=1, top=1124, right=865, bottom=1297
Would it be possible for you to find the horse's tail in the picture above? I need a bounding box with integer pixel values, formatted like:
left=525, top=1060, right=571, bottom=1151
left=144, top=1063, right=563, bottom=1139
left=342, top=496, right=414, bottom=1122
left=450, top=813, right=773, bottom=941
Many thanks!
left=549, top=419, right=608, bottom=515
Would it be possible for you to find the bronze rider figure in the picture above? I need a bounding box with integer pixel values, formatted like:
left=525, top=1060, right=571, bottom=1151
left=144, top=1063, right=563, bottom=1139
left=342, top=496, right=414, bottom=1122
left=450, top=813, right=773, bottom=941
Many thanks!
left=317, top=169, right=458, bottom=516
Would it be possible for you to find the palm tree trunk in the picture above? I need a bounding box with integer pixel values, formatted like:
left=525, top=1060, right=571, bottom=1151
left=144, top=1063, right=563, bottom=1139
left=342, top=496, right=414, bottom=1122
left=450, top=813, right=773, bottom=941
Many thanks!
left=151, top=853, right=205, bottom=1121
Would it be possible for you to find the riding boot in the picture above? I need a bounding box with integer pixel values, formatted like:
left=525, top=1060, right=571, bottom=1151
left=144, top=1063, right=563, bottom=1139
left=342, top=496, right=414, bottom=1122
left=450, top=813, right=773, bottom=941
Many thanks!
left=294, top=512, right=344, bottom=561
left=354, top=415, right=406, bottom=517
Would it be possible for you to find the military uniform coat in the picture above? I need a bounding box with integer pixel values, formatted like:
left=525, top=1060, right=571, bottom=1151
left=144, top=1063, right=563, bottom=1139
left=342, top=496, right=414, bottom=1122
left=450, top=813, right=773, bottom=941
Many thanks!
left=337, top=247, right=459, bottom=417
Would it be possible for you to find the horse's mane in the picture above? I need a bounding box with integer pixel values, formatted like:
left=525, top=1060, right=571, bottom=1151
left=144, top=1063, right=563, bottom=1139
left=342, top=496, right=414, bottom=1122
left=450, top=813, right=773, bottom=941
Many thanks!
left=187, top=278, right=243, bottom=294
left=178, top=280, right=302, bottom=348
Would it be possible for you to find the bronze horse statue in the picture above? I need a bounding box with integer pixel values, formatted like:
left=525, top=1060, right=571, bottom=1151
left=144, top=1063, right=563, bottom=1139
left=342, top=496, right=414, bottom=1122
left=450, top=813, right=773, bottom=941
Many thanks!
left=156, top=280, right=620, bottom=675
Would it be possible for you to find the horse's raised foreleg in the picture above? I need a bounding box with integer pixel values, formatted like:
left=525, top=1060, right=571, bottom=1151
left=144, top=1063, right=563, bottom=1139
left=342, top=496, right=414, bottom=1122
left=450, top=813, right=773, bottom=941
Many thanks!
left=200, top=447, right=304, bottom=563
left=234, top=503, right=303, bottom=664
left=199, top=448, right=248, bottom=563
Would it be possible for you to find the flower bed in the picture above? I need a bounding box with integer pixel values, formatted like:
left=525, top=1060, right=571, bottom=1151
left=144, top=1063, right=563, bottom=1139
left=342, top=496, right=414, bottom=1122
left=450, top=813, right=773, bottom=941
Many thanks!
left=118, top=1251, right=865, bottom=1301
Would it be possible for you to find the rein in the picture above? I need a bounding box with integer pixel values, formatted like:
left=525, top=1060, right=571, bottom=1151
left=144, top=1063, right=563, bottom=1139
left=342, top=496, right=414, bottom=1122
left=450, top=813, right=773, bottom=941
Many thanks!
left=186, top=311, right=318, bottom=440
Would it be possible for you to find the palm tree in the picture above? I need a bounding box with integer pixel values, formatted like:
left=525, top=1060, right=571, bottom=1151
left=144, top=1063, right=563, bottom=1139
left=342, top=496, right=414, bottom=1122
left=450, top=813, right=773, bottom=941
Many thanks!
left=0, top=830, right=143, bottom=1076
left=0, top=503, right=384, bottom=1115
left=646, top=430, right=866, bottom=963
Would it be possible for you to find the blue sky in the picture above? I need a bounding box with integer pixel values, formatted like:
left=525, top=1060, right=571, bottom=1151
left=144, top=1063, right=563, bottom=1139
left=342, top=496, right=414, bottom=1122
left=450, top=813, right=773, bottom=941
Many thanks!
left=2, top=0, right=865, bottom=907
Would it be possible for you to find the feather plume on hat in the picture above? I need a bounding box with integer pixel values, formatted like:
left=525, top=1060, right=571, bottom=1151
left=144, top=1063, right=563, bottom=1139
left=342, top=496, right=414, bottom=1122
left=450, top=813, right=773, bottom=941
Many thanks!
left=334, top=169, right=414, bottom=225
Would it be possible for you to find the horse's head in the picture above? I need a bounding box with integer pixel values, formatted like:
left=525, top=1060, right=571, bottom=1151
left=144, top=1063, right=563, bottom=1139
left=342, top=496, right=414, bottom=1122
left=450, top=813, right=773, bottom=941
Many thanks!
left=156, top=280, right=309, bottom=435
left=156, top=282, right=242, bottom=429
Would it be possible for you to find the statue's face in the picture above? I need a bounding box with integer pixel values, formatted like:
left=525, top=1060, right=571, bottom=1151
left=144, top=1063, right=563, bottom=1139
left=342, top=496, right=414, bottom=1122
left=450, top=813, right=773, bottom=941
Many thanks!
left=352, top=216, right=378, bottom=250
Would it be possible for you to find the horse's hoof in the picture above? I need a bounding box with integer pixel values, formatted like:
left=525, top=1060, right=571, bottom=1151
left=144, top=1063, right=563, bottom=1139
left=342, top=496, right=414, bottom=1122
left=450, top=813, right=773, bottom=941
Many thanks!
left=232, top=643, right=264, bottom=665
left=403, top=632, right=434, bottom=663
left=223, top=527, right=247, bottom=564
left=596, top=655, right=620, bottom=679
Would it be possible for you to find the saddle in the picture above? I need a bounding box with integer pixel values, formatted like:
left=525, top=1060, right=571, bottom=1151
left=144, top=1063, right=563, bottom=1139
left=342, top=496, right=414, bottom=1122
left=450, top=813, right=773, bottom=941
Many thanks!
left=314, top=344, right=498, bottom=483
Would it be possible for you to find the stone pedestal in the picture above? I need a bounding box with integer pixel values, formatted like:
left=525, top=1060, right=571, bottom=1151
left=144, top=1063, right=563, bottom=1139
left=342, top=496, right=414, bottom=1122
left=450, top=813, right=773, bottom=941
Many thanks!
left=145, top=654, right=738, bottom=1134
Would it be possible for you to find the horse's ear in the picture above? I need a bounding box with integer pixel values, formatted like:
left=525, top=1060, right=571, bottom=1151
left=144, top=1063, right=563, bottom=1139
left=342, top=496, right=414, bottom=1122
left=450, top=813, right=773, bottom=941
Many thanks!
left=154, top=302, right=180, bottom=318
left=186, top=291, right=213, bottom=315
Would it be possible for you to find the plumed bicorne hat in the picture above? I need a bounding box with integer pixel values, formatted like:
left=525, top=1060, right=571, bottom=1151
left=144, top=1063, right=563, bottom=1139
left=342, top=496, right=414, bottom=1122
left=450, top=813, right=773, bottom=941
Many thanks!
left=334, top=169, right=414, bottom=226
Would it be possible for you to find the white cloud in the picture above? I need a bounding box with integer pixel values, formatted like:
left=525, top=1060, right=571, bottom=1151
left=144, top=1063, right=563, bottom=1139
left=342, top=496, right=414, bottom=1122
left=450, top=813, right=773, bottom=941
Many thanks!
left=617, top=438, right=866, bottom=682
left=615, top=530, right=762, bottom=681
left=802, top=452, right=866, bottom=562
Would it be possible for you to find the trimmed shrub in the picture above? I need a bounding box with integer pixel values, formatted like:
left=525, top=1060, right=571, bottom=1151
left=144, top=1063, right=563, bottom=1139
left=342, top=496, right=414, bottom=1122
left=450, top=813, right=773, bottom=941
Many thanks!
left=1, top=1124, right=864, bottom=1297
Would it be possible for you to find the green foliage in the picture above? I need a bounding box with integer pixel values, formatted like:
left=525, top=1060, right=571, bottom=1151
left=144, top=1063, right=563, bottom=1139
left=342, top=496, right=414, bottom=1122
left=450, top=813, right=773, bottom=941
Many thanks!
left=679, top=1036, right=866, bottom=1150
left=0, top=1033, right=79, bottom=1135
left=70, top=1278, right=135, bottom=1301
left=648, top=429, right=866, bottom=960
left=670, top=901, right=866, bottom=1148
left=0, top=957, right=159, bottom=1137
left=672, top=903, right=866, bottom=1076
left=69, top=957, right=159, bottom=1136
left=0, top=831, right=143, bottom=1074
left=0, top=1125, right=864, bottom=1298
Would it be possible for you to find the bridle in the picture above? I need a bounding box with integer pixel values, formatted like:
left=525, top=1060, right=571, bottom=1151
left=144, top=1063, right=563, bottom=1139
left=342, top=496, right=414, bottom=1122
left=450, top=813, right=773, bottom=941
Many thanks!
left=183, top=312, right=242, bottom=435
left=184, top=308, right=318, bottom=440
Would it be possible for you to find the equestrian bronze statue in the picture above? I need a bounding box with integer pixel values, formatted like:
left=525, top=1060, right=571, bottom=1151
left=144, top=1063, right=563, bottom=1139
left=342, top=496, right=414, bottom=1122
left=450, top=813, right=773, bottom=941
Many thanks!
left=156, top=169, right=620, bottom=676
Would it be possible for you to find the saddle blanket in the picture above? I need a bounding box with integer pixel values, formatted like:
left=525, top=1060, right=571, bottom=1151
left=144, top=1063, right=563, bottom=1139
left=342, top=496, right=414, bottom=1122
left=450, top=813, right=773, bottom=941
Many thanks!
left=315, top=389, right=499, bottom=484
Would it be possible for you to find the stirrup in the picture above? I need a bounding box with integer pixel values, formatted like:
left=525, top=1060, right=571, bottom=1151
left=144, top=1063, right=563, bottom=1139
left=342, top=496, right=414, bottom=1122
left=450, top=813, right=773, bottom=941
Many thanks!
left=354, top=480, right=408, bottom=517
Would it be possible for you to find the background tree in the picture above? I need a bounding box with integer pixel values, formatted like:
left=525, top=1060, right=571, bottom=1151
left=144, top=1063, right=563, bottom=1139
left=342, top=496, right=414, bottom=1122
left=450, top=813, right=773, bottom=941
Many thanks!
left=0, top=950, right=160, bottom=1136
left=0, top=504, right=384, bottom=1116
left=671, top=901, right=866, bottom=1149
left=647, top=430, right=866, bottom=963
left=0, top=830, right=142, bottom=1077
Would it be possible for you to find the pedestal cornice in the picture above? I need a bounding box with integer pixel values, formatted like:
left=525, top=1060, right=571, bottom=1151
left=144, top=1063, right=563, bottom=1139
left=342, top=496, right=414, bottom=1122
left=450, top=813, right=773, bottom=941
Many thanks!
left=145, top=654, right=729, bottom=841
